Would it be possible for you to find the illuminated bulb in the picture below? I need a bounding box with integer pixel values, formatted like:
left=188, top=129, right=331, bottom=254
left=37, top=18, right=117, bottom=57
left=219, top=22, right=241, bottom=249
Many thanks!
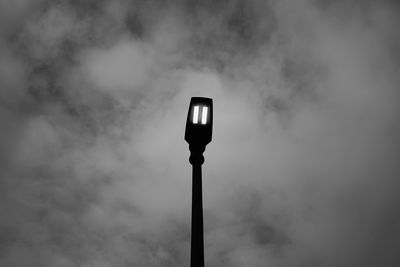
left=193, top=105, right=199, bottom=124
left=201, top=107, right=208, bottom=124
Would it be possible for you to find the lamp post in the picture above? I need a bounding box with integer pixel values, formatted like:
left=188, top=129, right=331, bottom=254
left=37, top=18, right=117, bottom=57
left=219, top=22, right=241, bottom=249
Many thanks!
left=185, top=97, right=213, bottom=267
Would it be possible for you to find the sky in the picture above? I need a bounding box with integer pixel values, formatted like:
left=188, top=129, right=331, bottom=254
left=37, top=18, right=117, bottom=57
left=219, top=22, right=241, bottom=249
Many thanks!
left=1, top=0, right=400, bottom=266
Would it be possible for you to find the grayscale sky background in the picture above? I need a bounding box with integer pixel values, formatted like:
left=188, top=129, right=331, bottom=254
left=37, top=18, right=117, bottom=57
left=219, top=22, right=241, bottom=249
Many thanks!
left=1, top=0, right=400, bottom=266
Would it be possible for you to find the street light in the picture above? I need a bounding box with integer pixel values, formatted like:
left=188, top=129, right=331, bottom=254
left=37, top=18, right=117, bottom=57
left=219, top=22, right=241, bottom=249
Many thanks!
left=185, top=97, right=213, bottom=267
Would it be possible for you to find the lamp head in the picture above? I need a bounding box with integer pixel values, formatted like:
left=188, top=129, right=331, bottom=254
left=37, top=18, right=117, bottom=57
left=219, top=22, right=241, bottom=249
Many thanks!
left=185, top=97, right=213, bottom=148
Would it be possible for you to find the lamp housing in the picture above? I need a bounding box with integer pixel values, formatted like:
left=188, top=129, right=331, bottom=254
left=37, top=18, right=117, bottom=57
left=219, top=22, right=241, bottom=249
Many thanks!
left=185, top=97, right=213, bottom=148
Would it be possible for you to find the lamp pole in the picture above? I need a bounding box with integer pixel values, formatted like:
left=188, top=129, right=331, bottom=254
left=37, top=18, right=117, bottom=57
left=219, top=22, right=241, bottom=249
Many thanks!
left=185, top=97, right=213, bottom=267
left=190, top=145, right=205, bottom=267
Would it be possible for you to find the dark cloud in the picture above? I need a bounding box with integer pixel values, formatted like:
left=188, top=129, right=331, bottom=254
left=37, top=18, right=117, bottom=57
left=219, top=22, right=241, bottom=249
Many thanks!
left=1, top=0, right=400, bottom=266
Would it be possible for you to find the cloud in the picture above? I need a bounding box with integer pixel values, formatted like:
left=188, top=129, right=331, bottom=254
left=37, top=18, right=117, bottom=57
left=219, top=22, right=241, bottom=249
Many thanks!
left=80, top=39, right=155, bottom=91
left=0, top=0, right=400, bottom=266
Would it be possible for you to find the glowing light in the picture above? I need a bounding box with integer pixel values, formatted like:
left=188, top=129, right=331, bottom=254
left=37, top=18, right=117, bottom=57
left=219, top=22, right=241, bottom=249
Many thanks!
left=201, top=107, right=208, bottom=124
left=193, top=106, right=199, bottom=124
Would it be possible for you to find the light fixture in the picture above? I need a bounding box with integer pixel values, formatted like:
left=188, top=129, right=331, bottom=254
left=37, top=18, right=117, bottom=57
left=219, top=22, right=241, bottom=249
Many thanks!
left=185, top=97, right=213, bottom=267
left=185, top=97, right=213, bottom=152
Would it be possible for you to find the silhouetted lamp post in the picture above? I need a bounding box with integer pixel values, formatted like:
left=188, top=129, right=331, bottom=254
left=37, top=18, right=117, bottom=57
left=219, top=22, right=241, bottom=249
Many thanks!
left=185, top=97, right=213, bottom=267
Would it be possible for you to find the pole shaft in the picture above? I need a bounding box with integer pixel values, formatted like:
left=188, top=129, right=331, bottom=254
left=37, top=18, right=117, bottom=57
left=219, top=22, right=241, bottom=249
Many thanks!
left=190, top=163, right=204, bottom=267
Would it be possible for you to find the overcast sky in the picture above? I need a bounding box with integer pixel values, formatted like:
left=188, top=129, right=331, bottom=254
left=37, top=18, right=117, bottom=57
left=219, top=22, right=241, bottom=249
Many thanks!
left=1, top=0, right=400, bottom=266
